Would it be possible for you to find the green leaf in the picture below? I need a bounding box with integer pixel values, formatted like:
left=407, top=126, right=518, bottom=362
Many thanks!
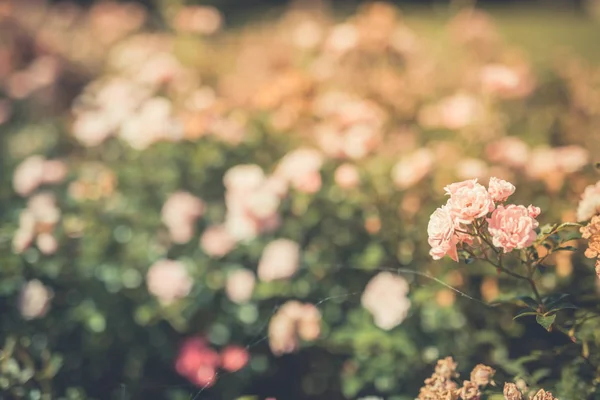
left=546, top=302, right=579, bottom=313
left=542, top=293, right=570, bottom=308
left=560, top=232, right=581, bottom=242
left=536, top=314, right=556, bottom=331
left=515, top=296, right=539, bottom=309
left=513, top=309, right=539, bottom=320
left=555, top=246, right=578, bottom=252
left=555, top=222, right=583, bottom=231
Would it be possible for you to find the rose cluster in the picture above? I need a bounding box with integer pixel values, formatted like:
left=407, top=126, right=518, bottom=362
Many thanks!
left=428, top=177, right=540, bottom=261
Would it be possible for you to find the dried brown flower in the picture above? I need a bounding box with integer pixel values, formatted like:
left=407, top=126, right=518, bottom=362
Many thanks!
left=435, top=357, right=460, bottom=380
left=470, top=364, right=496, bottom=387
left=458, top=380, right=480, bottom=400
left=529, top=389, right=558, bottom=400
left=580, top=215, right=600, bottom=259
left=503, top=382, right=524, bottom=400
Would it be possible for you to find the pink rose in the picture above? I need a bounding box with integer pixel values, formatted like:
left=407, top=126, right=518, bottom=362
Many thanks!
left=485, top=136, right=529, bottom=169
left=18, top=280, right=52, bottom=320
left=146, top=260, right=193, bottom=304
left=334, top=163, right=360, bottom=189
left=225, top=269, right=255, bottom=304
left=487, top=177, right=515, bottom=202
left=427, top=204, right=459, bottom=262
left=361, top=272, right=411, bottom=330
left=161, top=191, right=205, bottom=244
left=391, top=149, right=434, bottom=189
left=200, top=225, right=236, bottom=258
left=268, top=301, right=321, bottom=356
left=445, top=179, right=495, bottom=224
left=175, top=337, right=219, bottom=388
left=487, top=205, right=539, bottom=253
left=275, top=148, right=323, bottom=193
left=257, top=239, right=300, bottom=282
left=13, top=156, right=45, bottom=196
left=220, top=346, right=249, bottom=372
left=577, top=181, right=600, bottom=221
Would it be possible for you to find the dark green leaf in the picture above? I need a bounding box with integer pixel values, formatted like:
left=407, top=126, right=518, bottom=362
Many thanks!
left=546, top=302, right=579, bottom=313
left=515, top=296, right=539, bottom=309
left=542, top=293, right=570, bottom=308
left=536, top=314, right=556, bottom=331
left=555, top=246, right=577, bottom=252
left=513, top=309, right=539, bottom=320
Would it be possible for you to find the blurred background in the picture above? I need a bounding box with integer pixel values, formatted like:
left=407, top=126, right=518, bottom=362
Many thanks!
left=1, top=0, right=600, bottom=399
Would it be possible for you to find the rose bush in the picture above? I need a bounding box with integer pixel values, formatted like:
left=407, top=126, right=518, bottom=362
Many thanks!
left=1, top=1, right=600, bottom=399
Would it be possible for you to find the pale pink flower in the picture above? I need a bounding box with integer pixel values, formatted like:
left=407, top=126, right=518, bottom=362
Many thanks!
left=220, top=346, right=249, bottom=372
left=161, top=191, right=205, bottom=244
left=341, top=124, right=379, bottom=160
left=427, top=204, right=459, bottom=262
left=555, top=145, right=589, bottom=174
left=325, top=23, right=359, bottom=55
left=13, top=156, right=68, bottom=196
left=455, top=158, right=489, bottom=181
left=19, top=280, right=52, bottom=320
left=72, top=111, right=115, bottom=147
left=577, top=181, right=600, bottom=221
left=223, top=164, right=265, bottom=193
left=480, top=64, right=533, bottom=98
left=226, top=269, right=256, bottom=304
left=361, top=272, right=411, bottom=330
left=444, top=179, right=478, bottom=196
left=275, top=148, right=323, bottom=193
left=527, top=205, right=541, bottom=219
left=224, top=211, right=261, bottom=242
left=485, top=136, right=529, bottom=169
left=439, top=94, right=479, bottom=129
left=421, top=94, right=479, bottom=130
left=488, top=177, right=515, bottom=202
left=200, top=225, right=236, bottom=258
left=175, top=337, right=219, bottom=388
left=42, top=160, right=68, bottom=185
left=446, top=180, right=495, bottom=224
left=172, top=6, right=223, bottom=35
left=119, top=97, right=183, bottom=150
left=487, top=205, right=540, bottom=253
left=257, top=239, right=300, bottom=282
left=392, top=149, right=435, bottom=189
left=36, top=233, right=58, bottom=255
left=13, top=155, right=46, bottom=196
left=334, top=163, right=360, bottom=189
left=268, top=301, right=321, bottom=356
left=146, top=260, right=193, bottom=304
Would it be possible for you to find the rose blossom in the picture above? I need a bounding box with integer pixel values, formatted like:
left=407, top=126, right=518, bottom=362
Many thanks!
left=13, top=156, right=46, bottom=196
left=275, top=148, right=323, bottom=194
left=487, top=177, right=515, bottom=202
left=485, top=136, right=529, bottom=169
left=427, top=204, right=459, bottom=262
left=577, top=181, right=600, bottom=221
left=175, top=337, right=219, bottom=388
left=220, top=346, right=249, bottom=372
left=225, top=269, right=256, bottom=304
left=445, top=179, right=495, bottom=224
left=19, top=280, right=52, bottom=319
left=146, top=260, right=193, bottom=304
left=487, top=205, right=539, bottom=252
left=268, top=301, right=321, bottom=356
left=391, top=149, right=434, bottom=189
left=334, top=163, right=360, bottom=189
left=257, top=239, right=300, bottom=282
left=200, top=225, right=236, bottom=258
left=361, top=272, right=411, bottom=330
left=161, top=191, right=205, bottom=244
